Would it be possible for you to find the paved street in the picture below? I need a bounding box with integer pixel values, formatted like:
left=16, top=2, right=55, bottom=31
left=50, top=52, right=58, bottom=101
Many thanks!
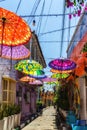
left=22, top=106, right=58, bottom=130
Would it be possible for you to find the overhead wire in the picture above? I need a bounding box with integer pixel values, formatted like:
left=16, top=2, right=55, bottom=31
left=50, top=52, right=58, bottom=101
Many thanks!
left=15, top=0, right=22, bottom=14
left=20, top=12, right=86, bottom=18
left=0, top=0, right=6, bottom=2
left=41, top=0, right=53, bottom=33
left=27, top=0, right=41, bottom=24
left=36, top=0, right=45, bottom=35
left=38, top=23, right=87, bottom=36
left=60, top=0, right=66, bottom=57
left=39, top=40, right=87, bottom=43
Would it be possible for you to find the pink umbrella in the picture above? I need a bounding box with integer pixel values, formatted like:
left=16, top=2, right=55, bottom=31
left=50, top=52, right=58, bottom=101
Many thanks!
left=41, top=77, right=57, bottom=83
left=29, top=80, right=43, bottom=86
left=0, top=45, right=30, bottom=60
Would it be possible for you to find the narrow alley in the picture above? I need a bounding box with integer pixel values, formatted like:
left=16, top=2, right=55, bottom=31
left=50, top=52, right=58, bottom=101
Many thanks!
left=22, top=106, right=58, bottom=130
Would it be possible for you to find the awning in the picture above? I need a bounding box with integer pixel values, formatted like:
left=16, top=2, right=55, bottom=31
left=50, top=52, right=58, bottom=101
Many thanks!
left=2, top=75, right=16, bottom=82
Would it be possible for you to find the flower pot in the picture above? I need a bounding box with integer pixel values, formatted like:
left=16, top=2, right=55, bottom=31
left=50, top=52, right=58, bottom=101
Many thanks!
left=8, top=116, right=13, bottom=130
left=3, top=117, right=9, bottom=130
left=0, top=119, right=4, bottom=130
left=11, top=115, right=15, bottom=129
left=14, top=114, right=19, bottom=127
left=17, top=113, right=21, bottom=126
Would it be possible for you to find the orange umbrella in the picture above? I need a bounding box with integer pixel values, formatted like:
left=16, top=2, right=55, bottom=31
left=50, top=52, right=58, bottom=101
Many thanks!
left=0, top=7, right=32, bottom=46
left=19, top=76, right=35, bottom=82
left=50, top=68, right=73, bottom=73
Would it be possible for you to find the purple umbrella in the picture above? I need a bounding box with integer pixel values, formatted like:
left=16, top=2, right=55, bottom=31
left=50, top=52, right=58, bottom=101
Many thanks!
left=49, top=58, right=76, bottom=71
left=0, top=45, right=30, bottom=60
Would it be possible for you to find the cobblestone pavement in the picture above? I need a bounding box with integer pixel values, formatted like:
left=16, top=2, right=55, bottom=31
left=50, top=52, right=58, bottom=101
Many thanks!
left=22, top=106, right=58, bottom=130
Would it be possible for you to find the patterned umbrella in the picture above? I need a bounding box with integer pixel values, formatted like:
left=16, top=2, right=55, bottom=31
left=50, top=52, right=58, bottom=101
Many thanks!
left=19, top=76, right=35, bottom=82
left=0, top=45, right=30, bottom=60
left=28, top=69, right=46, bottom=79
left=41, top=77, right=57, bottom=82
left=46, top=81, right=58, bottom=85
left=41, top=76, right=58, bottom=85
left=0, top=7, right=31, bottom=46
left=14, top=60, right=43, bottom=74
left=49, top=58, right=76, bottom=71
left=51, top=73, right=69, bottom=79
left=29, top=79, right=43, bottom=86
left=50, top=68, right=73, bottom=73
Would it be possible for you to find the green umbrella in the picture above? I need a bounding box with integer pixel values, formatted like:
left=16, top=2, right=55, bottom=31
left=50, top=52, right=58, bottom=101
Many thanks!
left=14, top=59, right=43, bottom=74
left=51, top=73, right=69, bottom=79
left=28, top=69, right=46, bottom=79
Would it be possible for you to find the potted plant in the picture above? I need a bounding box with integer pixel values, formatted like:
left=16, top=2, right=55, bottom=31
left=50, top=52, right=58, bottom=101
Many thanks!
left=0, top=105, right=4, bottom=130
left=36, top=100, right=43, bottom=112
left=13, top=104, right=21, bottom=128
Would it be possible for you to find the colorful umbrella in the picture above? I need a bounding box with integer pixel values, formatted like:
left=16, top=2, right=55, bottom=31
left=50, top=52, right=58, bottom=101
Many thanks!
left=50, top=68, right=73, bottom=73
left=0, top=7, right=31, bottom=46
left=0, top=45, right=30, bottom=60
left=14, top=60, right=43, bottom=74
left=19, top=76, right=35, bottom=82
left=29, top=80, right=43, bottom=86
left=28, top=69, right=46, bottom=79
left=46, top=81, right=58, bottom=85
left=41, top=77, right=57, bottom=82
left=51, top=73, right=69, bottom=79
left=49, top=58, right=76, bottom=71
left=41, top=77, right=57, bottom=85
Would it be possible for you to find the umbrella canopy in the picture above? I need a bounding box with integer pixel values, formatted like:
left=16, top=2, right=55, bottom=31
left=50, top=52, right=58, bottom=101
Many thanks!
left=46, top=81, right=58, bottom=85
left=19, top=76, right=35, bottom=82
left=49, top=58, right=76, bottom=71
left=14, top=60, right=43, bottom=74
left=51, top=73, right=69, bottom=79
left=29, top=79, right=43, bottom=86
left=0, top=7, right=31, bottom=46
left=50, top=68, right=73, bottom=73
left=41, top=77, right=57, bottom=82
left=28, top=69, right=46, bottom=79
left=0, top=45, right=30, bottom=60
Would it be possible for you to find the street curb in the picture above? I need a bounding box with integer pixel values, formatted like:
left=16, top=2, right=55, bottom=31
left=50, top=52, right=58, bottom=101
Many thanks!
left=14, top=110, right=45, bottom=130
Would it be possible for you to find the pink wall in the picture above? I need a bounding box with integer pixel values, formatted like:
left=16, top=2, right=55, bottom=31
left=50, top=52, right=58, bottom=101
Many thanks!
left=16, top=82, right=37, bottom=116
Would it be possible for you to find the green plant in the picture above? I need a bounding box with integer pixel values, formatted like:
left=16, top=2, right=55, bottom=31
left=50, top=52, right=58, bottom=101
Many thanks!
left=0, top=105, right=3, bottom=120
left=36, top=100, right=43, bottom=110
left=56, top=86, right=70, bottom=111
left=0, top=103, right=21, bottom=119
left=13, top=104, right=21, bottom=114
left=82, top=42, right=87, bottom=52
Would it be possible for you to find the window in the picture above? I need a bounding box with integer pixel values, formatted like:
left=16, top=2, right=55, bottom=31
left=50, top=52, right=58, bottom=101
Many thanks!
left=2, top=78, right=16, bottom=105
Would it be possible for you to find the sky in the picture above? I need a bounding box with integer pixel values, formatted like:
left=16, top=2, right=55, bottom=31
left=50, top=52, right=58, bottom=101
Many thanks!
left=0, top=0, right=81, bottom=91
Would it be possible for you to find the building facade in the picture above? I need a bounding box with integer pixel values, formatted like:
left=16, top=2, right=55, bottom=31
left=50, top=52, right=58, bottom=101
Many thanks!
left=0, top=31, right=46, bottom=119
left=67, top=10, right=87, bottom=119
